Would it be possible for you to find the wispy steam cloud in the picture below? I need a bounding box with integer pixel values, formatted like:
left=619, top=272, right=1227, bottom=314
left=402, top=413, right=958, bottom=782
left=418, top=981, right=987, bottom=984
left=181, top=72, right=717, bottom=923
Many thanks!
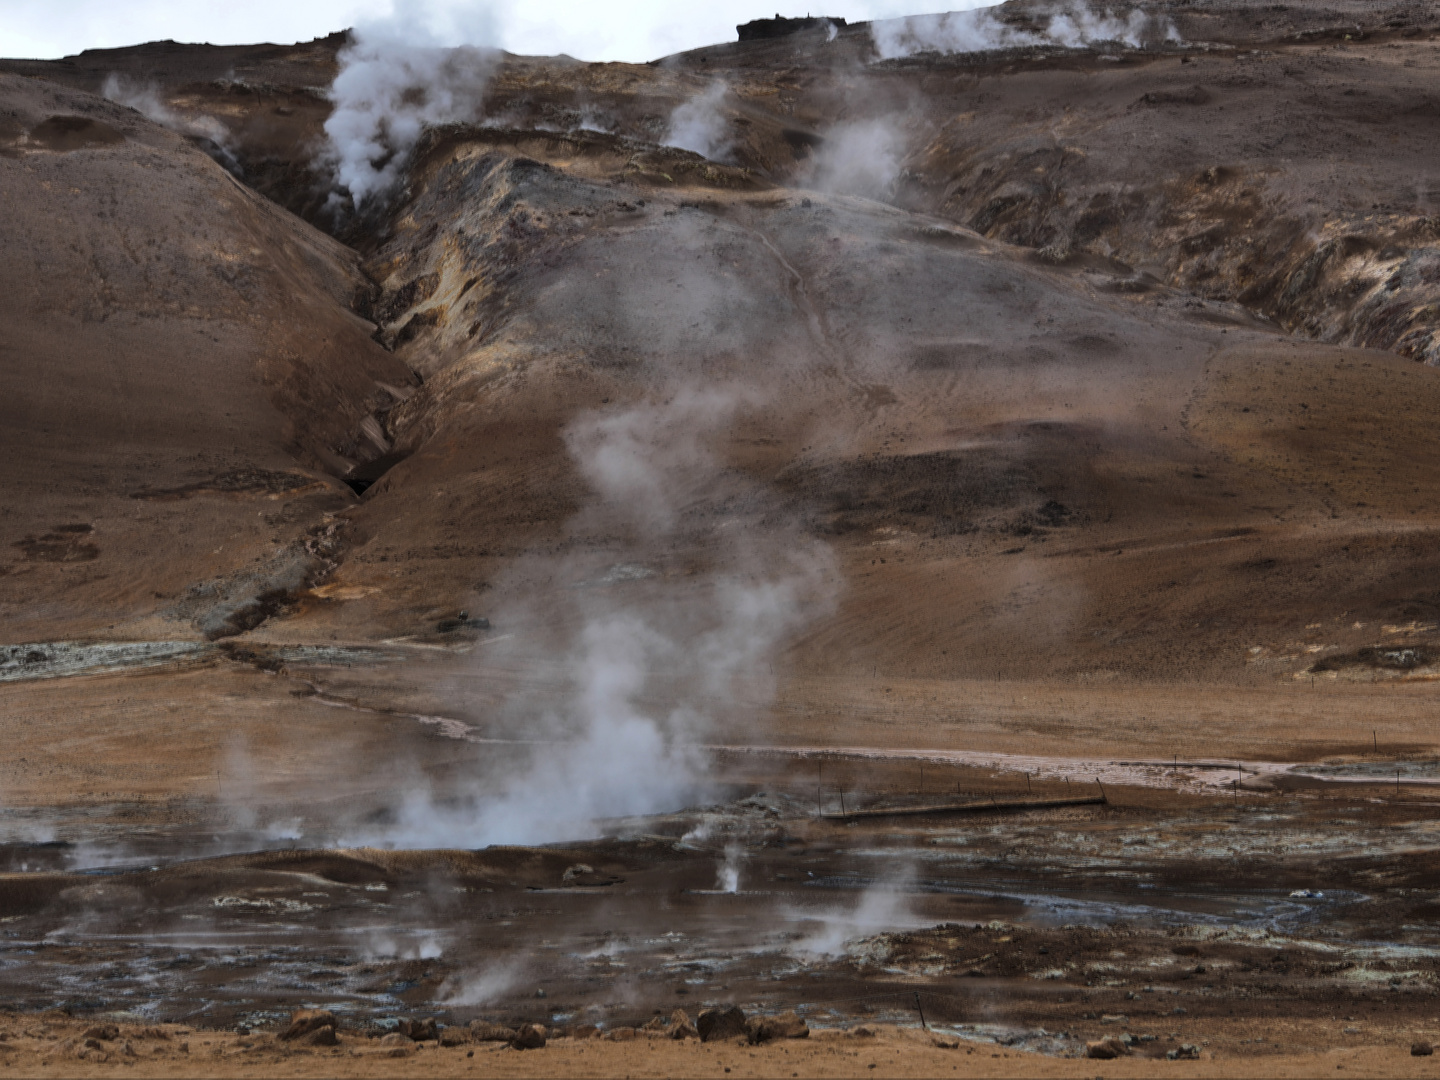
left=793, top=871, right=921, bottom=958
left=347, top=388, right=837, bottom=850
left=871, top=2, right=1181, bottom=60
left=664, top=81, right=732, bottom=162
left=101, top=74, right=238, bottom=169
left=809, top=119, right=906, bottom=201
left=321, top=0, right=500, bottom=210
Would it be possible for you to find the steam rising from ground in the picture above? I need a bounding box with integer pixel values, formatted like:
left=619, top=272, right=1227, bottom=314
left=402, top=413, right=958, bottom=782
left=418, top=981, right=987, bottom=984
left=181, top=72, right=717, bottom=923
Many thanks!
left=793, top=871, right=921, bottom=957
left=346, top=388, right=836, bottom=850
left=871, top=2, right=1181, bottom=60
left=664, top=82, right=732, bottom=162
left=809, top=119, right=906, bottom=201
left=101, top=74, right=237, bottom=168
left=321, top=0, right=499, bottom=209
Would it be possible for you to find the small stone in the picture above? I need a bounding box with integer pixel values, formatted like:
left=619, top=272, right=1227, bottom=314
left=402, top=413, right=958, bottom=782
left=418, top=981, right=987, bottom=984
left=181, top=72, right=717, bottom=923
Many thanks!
left=1413, top=1041, right=1434, bottom=1057
left=468, top=1022, right=516, bottom=1043
left=1167, top=1043, right=1201, bottom=1061
left=510, top=1023, right=546, bottom=1050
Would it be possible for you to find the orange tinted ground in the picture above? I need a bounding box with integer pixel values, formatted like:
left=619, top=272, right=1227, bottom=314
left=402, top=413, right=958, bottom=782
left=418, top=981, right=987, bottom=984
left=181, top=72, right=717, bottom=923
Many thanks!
left=6, top=1020, right=1440, bottom=1079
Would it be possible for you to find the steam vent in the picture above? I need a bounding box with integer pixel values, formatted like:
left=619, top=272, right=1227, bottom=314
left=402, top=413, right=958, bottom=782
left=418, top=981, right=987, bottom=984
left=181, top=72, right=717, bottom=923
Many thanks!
left=4, top=0, right=1440, bottom=1073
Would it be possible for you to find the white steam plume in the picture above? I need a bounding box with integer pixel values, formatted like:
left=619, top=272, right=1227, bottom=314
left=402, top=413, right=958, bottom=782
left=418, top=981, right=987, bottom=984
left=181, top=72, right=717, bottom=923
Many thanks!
left=809, top=119, right=906, bottom=201
left=716, top=841, right=744, bottom=893
left=871, top=2, right=1180, bottom=60
left=101, top=74, right=237, bottom=167
left=321, top=0, right=500, bottom=210
left=1047, top=4, right=1181, bottom=48
left=664, top=82, right=732, bottom=162
left=792, top=871, right=922, bottom=958
left=871, top=8, right=1039, bottom=58
left=345, top=388, right=836, bottom=849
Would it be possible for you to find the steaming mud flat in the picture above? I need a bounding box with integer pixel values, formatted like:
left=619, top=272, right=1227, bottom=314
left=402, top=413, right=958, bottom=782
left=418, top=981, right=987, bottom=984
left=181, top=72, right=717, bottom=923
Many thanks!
left=3, top=752, right=1440, bottom=1069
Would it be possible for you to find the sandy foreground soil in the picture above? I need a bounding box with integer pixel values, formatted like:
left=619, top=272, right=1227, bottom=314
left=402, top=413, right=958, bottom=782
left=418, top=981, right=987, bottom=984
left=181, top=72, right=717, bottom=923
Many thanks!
left=1, top=1017, right=1439, bottom=1079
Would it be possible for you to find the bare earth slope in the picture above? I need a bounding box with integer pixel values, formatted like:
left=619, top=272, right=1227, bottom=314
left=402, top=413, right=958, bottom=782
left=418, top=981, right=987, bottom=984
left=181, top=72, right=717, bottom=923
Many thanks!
left=0, top=73, right=414, bottom=642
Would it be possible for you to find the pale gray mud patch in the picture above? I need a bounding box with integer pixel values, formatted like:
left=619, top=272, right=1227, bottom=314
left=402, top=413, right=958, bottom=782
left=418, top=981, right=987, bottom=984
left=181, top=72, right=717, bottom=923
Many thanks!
left=0, top=641, right=211, bottom=682
left=0, top=641, right=402, bottom=682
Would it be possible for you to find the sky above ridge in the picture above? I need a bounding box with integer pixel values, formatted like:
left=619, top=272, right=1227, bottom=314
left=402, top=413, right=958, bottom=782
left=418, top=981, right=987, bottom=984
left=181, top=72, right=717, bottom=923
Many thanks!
left=3, top=0, right=992, bottom=63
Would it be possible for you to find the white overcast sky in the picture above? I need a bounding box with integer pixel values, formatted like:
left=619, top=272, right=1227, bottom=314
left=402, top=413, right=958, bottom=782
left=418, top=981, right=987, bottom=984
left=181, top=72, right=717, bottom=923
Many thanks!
left=1, top=0, right=990, bottom=63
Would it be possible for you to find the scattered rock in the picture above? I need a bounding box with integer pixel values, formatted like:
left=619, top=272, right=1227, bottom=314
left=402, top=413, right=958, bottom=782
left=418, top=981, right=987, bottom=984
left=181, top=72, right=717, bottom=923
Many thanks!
left=510, top=1023, right=546, bottom=1050
left=469, top=1022, right=516, bottom=1042
left=83, top=1024, right=119, bottom=1042
left=376, top=1033, right=414, bottom=1058
left=666, top=1009, right=698, bottom=1040
left=1167, top=1043, right=1201, bottom=1060
left=698, top=1006, right=748, bottom=1043
left=562, top=863, right=594, bottom=884
left=1413, top=1041, right=1434, bottom=1057
left=398, top=1018, right=437, bottom=1041
left=932, top=1036, right=960, bottom=1049
left=747, top=1011, right=809, bottom=1044
left=303, top=1025, right=338, bottom=1047
left=850, top=1026, right=877, bottom=1039
left=280, top=1010, right=337, bottom=1042
left=643, top=1016, right=667, bottom=1032
left=1086, top=1036, right=1130, bottom=1059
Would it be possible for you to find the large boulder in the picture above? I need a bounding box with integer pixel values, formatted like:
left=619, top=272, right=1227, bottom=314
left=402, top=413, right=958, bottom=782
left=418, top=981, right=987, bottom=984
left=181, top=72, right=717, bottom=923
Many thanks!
left=698, top=1006, right=747, bottom=1043
left=510, top=1023, right=546, bottom=1050
left=280, top=1010, right=338, bottom=1042
left=1086, top=1036, right=1130, bottom=1059
left=666, top=1009, right=698, bottom=1040
left=397, top=1018, right=437, bottom=1041
left=747, top=1011, right=809, bottom=1044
